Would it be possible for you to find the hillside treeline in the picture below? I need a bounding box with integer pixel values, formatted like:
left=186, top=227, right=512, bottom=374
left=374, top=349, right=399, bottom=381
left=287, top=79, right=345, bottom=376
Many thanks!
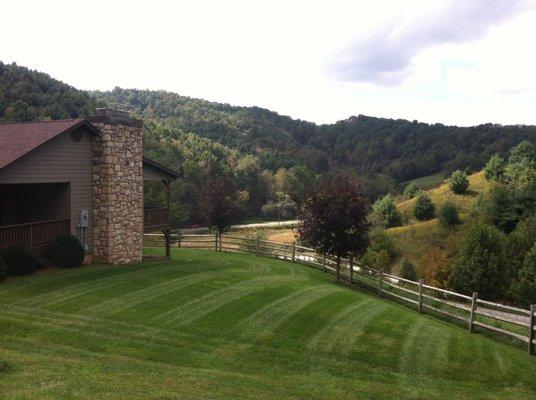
left=2, top=61, right=536, bottom=226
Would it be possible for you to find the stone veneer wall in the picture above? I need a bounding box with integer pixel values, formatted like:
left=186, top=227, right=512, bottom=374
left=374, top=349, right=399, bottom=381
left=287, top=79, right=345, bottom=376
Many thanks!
left=90, top=117, right=143, bottom=264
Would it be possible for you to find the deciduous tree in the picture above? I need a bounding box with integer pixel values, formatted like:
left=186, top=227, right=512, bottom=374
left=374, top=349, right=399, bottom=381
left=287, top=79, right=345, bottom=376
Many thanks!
left=200, top=175, right=238, bottom=242
left=298, top=172, right=371, bottom=282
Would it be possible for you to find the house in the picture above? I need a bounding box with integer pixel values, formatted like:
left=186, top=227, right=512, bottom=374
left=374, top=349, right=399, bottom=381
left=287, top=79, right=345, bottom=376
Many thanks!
left=0, top=108, right=179, bottom=264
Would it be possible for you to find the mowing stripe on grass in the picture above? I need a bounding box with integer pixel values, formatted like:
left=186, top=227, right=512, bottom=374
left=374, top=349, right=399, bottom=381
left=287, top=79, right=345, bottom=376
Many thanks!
left=83, top=269, right=238, bottom=316
left=158, top=274, right=310, bottom=326
left=307, top=298, right=374, bottom=350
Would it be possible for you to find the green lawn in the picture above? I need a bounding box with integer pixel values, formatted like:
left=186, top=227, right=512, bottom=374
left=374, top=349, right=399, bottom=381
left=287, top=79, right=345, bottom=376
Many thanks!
left=402, top=172, right=445, bottom=189
left=1, top=249, right=536, bottom=399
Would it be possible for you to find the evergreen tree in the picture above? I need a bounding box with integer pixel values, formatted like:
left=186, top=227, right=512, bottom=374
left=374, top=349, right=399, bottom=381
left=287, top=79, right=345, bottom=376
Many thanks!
left=413, top=193, right=435, bottom=221
left=513, top=244, right=536, bottom=308
left=403, top=182, right=421, bottom=199
left=438, top=202, right=461, bottom=229
left=451, top=224, right=506, bottom=299
left=486, top=185, right=519, bottom=233
left=448, top=170, right=469, bottom=194
left=400, top=259, right=418, bottom=281
left=484, top=154, right=506, bottom=182
left=372, top=194, right=402, bottom=228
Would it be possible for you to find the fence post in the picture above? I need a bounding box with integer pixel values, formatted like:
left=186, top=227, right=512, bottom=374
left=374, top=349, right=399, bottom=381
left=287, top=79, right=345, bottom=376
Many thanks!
left=178, top=232, right=182, bottom=248
left=378, top=270, right=383, bottom=297
left=214, top=232, right=218, bottom=252
left=255, top=237, right=259, bottom=256
left=292, top=242, right=296, bottom=262
left=529, top=304, right=535, bottom=355
left=322, top=253, right=326, bottom=273
left=418, top=279, right=424, bottom=313
left=349, top=257, right=353, bottom=283
left=469, top=292, right=478, bottom=333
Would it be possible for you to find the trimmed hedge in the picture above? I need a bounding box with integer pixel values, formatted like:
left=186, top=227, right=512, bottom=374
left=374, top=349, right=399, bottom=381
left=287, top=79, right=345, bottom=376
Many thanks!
left=1, top=245, right=40, bottom=276
left=44, top=235, right=85, bottom=268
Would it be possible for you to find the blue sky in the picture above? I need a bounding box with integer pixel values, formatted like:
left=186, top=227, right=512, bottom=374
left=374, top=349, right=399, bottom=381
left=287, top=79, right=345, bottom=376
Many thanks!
left=1, top=0, right=536, bottom=125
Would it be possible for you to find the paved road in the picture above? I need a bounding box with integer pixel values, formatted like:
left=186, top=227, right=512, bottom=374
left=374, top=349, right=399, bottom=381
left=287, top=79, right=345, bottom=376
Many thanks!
left=178, top=220, right=298, bottom=234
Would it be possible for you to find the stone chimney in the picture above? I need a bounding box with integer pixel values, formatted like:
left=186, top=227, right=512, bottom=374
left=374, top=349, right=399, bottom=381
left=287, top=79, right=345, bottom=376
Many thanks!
left=88, top=108, right=144, bottom=264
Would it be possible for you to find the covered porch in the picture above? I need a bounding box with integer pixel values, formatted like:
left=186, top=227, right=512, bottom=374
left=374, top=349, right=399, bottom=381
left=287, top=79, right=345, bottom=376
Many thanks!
left=0, top=183, right=71, bottom=251
left=142, top=157, right=179, bottom=258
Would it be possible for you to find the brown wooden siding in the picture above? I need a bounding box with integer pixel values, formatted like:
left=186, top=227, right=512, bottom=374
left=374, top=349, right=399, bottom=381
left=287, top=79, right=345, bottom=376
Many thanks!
left=143, top=163, right=171, bottom=181
left=0, top=128, right=93, bottom=250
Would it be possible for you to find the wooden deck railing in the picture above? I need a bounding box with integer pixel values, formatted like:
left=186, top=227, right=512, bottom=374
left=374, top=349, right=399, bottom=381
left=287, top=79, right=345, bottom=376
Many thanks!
left=143, top=207, right=170, bottom=232
left=0, top=219, right=70, bottom=250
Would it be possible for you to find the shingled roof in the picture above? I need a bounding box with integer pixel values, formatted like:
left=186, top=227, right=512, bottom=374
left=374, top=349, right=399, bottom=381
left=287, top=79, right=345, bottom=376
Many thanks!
left=0, top=119, right=100, bottom=171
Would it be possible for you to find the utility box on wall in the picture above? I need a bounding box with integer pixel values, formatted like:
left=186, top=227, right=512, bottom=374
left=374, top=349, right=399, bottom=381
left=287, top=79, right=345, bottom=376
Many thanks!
left=80, top=209, right=89, bottom=228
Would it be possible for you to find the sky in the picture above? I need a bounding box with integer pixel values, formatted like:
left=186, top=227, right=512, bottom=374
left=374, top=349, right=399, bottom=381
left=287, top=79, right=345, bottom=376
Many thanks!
left=1, top=0, right=536, bottom=126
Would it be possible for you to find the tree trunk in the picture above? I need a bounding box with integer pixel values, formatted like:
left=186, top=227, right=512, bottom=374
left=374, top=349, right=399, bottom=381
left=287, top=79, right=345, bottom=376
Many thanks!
left=336, top=255, right=341, bottom=283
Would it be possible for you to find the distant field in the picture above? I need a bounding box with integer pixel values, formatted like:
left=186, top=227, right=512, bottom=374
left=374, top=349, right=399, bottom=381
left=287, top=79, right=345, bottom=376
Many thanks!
left=1, top=249, right=536, bottom=399
left=390, top=172, right=491, bottom=269
left=402, top=172, right=445, bottom=189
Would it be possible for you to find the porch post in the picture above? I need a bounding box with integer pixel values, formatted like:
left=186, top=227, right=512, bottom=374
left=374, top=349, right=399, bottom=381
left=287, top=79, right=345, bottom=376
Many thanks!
left=163, top=179, right=172, bottom=258
left=164, top=230, right=171, bottom=258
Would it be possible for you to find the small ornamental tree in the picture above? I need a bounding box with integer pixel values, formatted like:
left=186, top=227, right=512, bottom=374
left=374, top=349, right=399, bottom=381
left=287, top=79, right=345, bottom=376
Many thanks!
left=484, top=154, right=506, bottom=182
left=450, top=224, right=506, bottom=299
left=298, top=172, right=371, bottom=282
left=438, top=202, right=461, bottom=229
left=372, top=194, right=402, bottom=228
left=413, top=192, right=435, bottom=221
left=448, top=170, right=469, bottom=194
left=200, top=175, right=238, bottom=245
left=400, top=259, right=418, bottom=281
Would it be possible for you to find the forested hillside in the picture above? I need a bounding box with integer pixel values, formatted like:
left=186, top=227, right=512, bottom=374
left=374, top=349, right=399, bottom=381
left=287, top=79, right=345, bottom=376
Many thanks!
left=2, top=61, right=536, bottom=226
left=0, top=62, right=100, bottom=121
left=94, top=87, right=536, bottom=183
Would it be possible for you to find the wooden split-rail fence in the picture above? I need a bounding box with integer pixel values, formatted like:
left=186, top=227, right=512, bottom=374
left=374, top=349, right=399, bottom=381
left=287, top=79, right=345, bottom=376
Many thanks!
left=144, top=232, right=536, bottom=355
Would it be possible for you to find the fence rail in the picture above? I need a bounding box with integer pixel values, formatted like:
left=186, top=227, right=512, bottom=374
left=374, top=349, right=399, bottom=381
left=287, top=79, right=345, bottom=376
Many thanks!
left=143, top=232, right=536, bottom=355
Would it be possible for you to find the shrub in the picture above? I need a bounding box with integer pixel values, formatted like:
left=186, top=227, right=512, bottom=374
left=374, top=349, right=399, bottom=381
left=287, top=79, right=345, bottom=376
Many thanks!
left=361, top=249, right=391, bottom=272
left=372, top=194, right=402, bottom=228
left=438, top=202, right=460, bottom=229
left=448, top=170, right=469, bottom=194
left=403, top=182, right=421, bottom=199
left=413, top=193, right=435, bottom=221
left=368, top=229, right=396, bottom=261
left=1, top=245, right=40, bottom=276
left=513, top=244, right=536, bottom=308
left=484, top=154, right=506, bottom=182
left=450, top=224, right=506, bottom=299
left=0, top=256, right=7, bottom=281
left=418, top=247, right=451, bottom=288
left=44, top=235, right=85, bottom=268
left=400, top=259, right=418, bottom=281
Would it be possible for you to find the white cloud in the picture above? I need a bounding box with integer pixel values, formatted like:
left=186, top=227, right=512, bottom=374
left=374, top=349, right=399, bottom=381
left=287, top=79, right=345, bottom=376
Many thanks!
left=0, top=0, right=536, bottom=125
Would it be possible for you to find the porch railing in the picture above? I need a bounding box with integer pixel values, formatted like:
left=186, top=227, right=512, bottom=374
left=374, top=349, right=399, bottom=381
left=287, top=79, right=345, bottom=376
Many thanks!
left=144, top=207, right=170, bottom=232
left=0, top=219, right=71, bottom=250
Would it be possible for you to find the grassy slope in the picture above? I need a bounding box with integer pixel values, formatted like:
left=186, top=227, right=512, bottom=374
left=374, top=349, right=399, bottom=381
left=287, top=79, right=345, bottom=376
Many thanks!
left=402, top=172, right=446, bottom=189
left=1, top=249, right=536, bottom=399
left=389, top=172, right=490, bottom=269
